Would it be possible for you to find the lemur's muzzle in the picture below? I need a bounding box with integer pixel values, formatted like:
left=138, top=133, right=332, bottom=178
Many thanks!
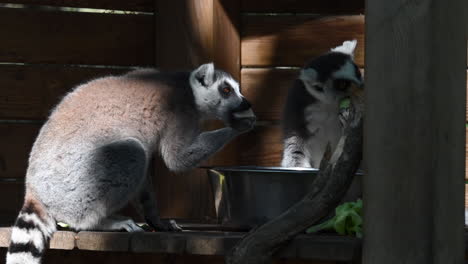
left=232, top=98, right=256, bottom=119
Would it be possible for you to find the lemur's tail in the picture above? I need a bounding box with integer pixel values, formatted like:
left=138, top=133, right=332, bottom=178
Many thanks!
left=6, top=195, right=56, bottom=264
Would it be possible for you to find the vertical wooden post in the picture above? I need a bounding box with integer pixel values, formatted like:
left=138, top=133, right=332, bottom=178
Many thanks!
left=363, top=0, right=466, bottom=263
left=154, top=0, right=240, bottom=219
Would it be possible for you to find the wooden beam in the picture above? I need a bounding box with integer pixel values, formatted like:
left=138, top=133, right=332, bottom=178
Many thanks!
left=241, top=15, right=365, bottom=67
left=0, top=8, right=154, bottom=66
left=363, top=0, right=466, bottom=263
left=0, top=0, right=155, bottom=12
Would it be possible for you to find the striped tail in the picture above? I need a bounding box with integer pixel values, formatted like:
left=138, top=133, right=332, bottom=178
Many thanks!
left=6, top=197, right=56, bottom=264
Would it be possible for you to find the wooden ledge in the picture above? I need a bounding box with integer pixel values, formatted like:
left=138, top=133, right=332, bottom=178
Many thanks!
left=0, top=227, right=361, bottom=261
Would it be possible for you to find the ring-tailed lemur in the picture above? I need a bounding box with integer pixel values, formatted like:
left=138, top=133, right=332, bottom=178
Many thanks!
left=281, top=40, right=363, bottom=168
left=6, top=63, right=256, bottom=264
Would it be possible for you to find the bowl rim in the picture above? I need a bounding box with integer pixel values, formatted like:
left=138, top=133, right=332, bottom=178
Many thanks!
left=201, top=165, right=364, bottom=175
left=201, top=165, right=319, bottom=173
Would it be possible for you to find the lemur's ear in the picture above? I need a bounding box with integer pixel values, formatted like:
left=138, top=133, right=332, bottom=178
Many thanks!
left=331, top=39, right=357, bottom=57
left=193, top=62, right=215, bottom=87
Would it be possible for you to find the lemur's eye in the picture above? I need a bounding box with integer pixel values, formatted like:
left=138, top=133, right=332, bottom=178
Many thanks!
left=222, top=86, right=231, bottom=94
left=335, top=79, right=351, bottom=91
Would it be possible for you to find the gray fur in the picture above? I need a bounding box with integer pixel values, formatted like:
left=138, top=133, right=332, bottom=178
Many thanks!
left=8, top=63, right=255, bottom=264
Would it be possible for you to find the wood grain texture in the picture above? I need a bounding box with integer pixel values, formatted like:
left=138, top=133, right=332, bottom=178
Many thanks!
left=0, top=234, right=342, bottom=263
left=0, top=0, right=154, bottom=12
left=235, top=125, right=283, bottom=166
left=0, top=8, right=154, bottom=66
left=241, top=68, right=298, bottom=121
left=363, top=0, right=466, bottom=262
left=0, top=65, right=129, bottom=120
left=0, top=124, right=41, bottom=179
left=213, top=0, right=240, bottom=79
left=241, top=15, right=364, bottom=67
left=156, top=0, right=213, bottom=69
left=241, top=0, right=364, bottom=14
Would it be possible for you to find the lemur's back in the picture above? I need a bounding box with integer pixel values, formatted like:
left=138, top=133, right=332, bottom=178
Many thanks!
left=36, top=70, right=182, bottom=150
left=25, top=69, right=195, bottom=228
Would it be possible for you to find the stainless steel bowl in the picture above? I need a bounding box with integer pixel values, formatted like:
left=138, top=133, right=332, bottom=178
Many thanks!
left=205, top=166, right=320, bottom=228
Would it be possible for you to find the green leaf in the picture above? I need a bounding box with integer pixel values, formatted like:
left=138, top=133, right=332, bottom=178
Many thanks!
left=306, top=199, right=363, bottom=237
left=57, top=222, right=69, bottom=228
left=339, top=98, right=351, bottom=109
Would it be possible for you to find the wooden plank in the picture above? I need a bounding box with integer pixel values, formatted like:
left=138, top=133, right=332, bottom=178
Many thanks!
left=0, top=0, right=154, bottom=12
left=466, top=184, right=468, bottom=208
left=213, top=0, right=241, bottom=80
left=0, top=8, right=154, bottom=66
left=0, top=227, right=360, bottom=261
left=241, top=68, right=298, bottom=121
left=236, top=125, right=283, bottom=166
left=0, top=228, right=76, bottom=249
left=156, top=0, right=213, bottom=69
left=363, top=0, right=466, bottom=262
left=0, top=64, right=129, bottom=120
left=241, top=15, right=365, bottom=67
left=77, top=232, right=131, bottom=252
left=0, top=124, right=41, bottom=179
left=0, top=182, right=25, bottom=226
left=242, top=0, right=364, bottom=14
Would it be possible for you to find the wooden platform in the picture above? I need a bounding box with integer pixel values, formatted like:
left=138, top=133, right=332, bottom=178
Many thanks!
left=0, top=227, right=361, bottom=262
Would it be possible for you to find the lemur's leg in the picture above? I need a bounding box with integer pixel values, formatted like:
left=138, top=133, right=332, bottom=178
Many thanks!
left=132, top=164, right=181, bottom=232
left=94, top=215, right=144, bottom=232
left=161, top=127, right=240, bottom=172
left=281, top=135, right=311, bottom=167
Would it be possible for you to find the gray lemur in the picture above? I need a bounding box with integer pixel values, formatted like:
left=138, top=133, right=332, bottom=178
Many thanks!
left=6, top=63, right=256, bottom=264
left=281, top=40, right=363, bottom=168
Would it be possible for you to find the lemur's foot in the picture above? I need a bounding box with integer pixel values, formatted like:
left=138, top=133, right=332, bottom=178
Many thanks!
left=96, top=216, right=145, bottom=232
left=147, top=218, right=182, bottom=232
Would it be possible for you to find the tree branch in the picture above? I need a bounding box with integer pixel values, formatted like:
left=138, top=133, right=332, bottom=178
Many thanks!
left=226, top=98, right=364, bottom=264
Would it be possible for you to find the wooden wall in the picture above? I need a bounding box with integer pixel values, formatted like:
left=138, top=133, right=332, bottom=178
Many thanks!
left=0, top=0, right=464, bottom=263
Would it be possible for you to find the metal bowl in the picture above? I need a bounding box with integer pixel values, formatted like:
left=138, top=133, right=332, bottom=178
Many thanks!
left=205, top=166, right=320, bottom=228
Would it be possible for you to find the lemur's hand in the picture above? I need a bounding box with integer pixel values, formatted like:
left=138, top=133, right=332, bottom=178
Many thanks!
left=229, top=111, right=256, bottom=133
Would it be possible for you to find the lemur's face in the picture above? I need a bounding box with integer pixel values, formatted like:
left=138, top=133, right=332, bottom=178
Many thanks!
left=300, top=40, right=363, bottom=104
left=190, top=63, right=254, bottom=122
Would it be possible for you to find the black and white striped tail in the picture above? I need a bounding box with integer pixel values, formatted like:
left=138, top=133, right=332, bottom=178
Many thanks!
left=6, top=201, right=56, bottom=264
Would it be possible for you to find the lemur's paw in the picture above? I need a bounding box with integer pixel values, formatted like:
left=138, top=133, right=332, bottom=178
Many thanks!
left=229, top=116, right=256, bottom=133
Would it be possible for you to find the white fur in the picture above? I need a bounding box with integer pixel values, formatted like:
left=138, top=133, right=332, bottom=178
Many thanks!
left=281, top=136, right=311, bottom=167
left=6, top=252, right=40, bottom=264
left=190, top=63, right=219, bottom=115
left=303, top=103, right=342, bottom=168
left=332, top=61, right=362, bottom=85
left=10, top=227, right=45, bottom=251
left=331, top=39, right=357, bottom=57
left=189, top=62, right=243, bottom=119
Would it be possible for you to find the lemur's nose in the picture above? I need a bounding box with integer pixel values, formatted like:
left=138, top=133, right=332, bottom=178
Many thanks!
left=236, top=98, right=251, bottom=112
